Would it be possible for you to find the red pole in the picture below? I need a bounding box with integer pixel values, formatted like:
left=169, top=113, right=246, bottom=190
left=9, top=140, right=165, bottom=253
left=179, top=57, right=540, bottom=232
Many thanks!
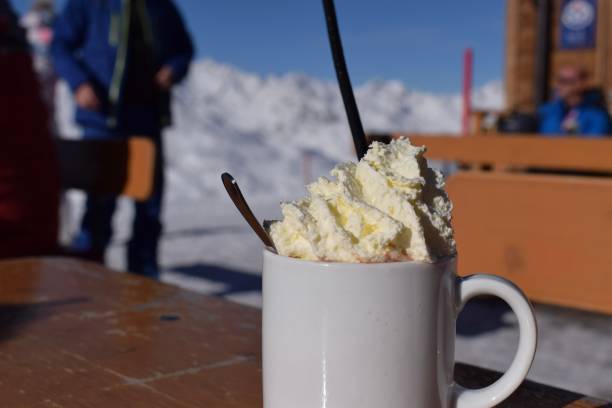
left=462, top=48, right=473, bottom=135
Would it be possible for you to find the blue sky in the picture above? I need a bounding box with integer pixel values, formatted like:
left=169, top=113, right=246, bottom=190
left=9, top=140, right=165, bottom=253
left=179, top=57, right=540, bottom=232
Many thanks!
left=12, top=0, right=505, bottom=93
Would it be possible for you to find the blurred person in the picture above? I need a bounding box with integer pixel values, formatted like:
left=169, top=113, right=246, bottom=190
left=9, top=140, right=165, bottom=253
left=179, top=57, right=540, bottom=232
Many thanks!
left=51, top=0, right=194, bottom=278
left=0, top=0, right=60, bottom=259
left=539, top=66, right=611, bottom=136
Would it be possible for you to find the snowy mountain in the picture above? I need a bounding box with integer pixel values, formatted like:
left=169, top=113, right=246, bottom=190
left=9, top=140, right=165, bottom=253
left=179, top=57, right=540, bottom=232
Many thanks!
left=56, top=59, right=504, bottom=204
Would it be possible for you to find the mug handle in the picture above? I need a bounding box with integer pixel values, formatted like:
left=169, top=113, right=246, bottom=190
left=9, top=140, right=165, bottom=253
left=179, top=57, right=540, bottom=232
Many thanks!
left=453, top=274, right=538, bottom=408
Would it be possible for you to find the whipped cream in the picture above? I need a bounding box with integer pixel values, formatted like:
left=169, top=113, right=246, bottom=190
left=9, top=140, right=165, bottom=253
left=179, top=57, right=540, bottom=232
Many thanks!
left=269, top=138, right=456, bottom=263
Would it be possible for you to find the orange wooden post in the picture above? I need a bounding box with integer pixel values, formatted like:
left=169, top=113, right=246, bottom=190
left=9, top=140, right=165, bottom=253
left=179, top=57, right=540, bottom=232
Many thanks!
left=124, top=137, right=156, bottom=201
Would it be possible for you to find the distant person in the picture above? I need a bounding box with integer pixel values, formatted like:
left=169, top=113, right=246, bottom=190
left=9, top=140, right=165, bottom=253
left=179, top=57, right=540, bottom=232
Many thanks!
left=0, top=0, right=60, bottom=259
left=51, top=0, right=194, bottom=278
left=539, top=66, right=611, bottom=137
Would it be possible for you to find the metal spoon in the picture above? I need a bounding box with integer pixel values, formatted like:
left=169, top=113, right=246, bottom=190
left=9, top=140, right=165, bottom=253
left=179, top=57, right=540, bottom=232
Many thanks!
left=221, top=173, right=276, bottom=251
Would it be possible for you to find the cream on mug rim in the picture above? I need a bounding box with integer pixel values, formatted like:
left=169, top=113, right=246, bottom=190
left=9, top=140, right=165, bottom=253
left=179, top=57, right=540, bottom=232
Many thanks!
left=269, top=138, right=456, bottom=263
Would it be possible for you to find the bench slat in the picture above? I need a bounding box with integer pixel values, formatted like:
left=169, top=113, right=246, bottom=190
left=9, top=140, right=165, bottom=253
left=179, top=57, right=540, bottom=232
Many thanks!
left=448, top=171, right=612, bottom=314
left=379, top=133, right=612, bottom=173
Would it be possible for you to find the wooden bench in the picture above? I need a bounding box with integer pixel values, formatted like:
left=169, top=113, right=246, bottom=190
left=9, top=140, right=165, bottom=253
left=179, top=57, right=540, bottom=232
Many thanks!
left=368, top=133, right=612, bottom=315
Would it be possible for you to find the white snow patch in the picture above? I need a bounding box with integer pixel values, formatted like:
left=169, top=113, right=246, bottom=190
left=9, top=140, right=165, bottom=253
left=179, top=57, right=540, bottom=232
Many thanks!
left=55, top=58, right=504, bottom=272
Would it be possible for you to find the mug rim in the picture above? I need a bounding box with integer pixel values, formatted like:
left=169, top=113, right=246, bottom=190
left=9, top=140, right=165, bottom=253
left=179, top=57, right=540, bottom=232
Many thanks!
left=263, top=248, right=456, bottom=270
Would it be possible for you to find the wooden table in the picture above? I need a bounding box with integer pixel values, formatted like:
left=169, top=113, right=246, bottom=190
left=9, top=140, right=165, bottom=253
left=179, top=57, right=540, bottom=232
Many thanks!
left=0, top=258, right=609, bottom=407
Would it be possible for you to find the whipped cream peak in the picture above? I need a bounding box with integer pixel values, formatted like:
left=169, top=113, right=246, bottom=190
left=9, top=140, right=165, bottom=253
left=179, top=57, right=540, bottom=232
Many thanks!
left=270, top=138, right=456, bottom=263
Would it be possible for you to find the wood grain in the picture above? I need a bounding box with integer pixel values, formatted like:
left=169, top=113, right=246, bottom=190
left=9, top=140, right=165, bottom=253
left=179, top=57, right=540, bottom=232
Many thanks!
left=0, top=258, right=261, bottom=407
left=392, top=134, right=612, bottom=173
left=447, top=171, right=612, bottom=315
left=0, top=258, right=608, bottom=407
left=504, top=0, right=538, bottom=111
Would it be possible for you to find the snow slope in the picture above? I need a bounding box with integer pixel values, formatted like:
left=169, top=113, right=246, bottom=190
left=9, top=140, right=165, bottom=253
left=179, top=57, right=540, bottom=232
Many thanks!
left=57, top=59, right=503, bottom=205
left=163, top=60, right=503, bottom=203
left=56, top=58, right=504, bottom=259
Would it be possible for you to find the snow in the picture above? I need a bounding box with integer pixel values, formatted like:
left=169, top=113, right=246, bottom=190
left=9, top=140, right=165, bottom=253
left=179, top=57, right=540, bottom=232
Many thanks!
left=56, top=57, right=504, bottom=287
left=56, top=57, right=505, bottom=246
left=56, top=58, right=505, bottom=277
left=154, top=59, right=502, bottom=204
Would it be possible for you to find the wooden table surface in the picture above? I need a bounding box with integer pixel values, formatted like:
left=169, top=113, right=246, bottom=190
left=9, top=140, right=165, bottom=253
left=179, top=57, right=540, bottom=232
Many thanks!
left=0, top=258, right=609, bottom=408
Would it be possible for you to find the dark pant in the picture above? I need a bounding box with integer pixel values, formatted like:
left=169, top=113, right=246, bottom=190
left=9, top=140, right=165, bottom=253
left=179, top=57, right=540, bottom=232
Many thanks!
left=72, top=130, right=164, bottom=279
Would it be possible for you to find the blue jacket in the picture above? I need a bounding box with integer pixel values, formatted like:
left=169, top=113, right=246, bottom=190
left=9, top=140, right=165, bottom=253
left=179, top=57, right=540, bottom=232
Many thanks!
left=51, top=0, right=194, bottom=135
left=538, top=99, right=611, bottom=137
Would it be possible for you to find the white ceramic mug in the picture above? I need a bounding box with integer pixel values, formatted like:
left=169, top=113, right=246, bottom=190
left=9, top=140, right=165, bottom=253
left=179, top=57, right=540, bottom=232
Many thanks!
left=263, top=250, right=537, bottom=408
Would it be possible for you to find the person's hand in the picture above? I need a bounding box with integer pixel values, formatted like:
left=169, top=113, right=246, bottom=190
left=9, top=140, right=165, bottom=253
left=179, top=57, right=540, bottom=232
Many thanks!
left=75, top=83, right=100, bottom=111
left=155, top=66, right=174, bottom=91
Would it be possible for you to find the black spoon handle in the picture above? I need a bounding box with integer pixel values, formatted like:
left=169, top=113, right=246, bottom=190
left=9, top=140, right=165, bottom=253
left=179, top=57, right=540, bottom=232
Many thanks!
left=221, top=173, right=276, bottom=248
left=323, top=0, right=368, bottom=160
